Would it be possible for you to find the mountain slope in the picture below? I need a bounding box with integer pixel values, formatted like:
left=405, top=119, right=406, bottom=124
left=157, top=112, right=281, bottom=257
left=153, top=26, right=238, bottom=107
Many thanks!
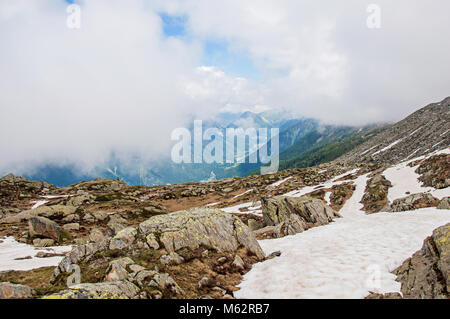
left=338, top=97, right=450, bottom=164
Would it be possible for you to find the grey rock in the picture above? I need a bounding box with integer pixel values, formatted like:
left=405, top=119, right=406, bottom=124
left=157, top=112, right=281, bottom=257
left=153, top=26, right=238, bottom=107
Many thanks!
left=0, top=282, right=35, bottom=299
left=28, top=216, right=61, bottom=241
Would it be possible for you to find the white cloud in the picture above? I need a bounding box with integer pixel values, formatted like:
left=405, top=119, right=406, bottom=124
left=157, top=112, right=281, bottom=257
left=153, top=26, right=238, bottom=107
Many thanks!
left=1, top=0, right=450, bottom=176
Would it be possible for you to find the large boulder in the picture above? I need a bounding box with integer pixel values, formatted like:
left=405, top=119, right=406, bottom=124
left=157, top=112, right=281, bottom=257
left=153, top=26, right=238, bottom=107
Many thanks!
left=139, top=207, right=265, bottom=260
left=28, top=216, right=61, bottom=241
left=43, top=281, right=139, bottom=299
left=0, top=282, right=35, bottom=299
left=393, top=223, right=449, bottom=298
left=0, top=205, right=77, bottom=224
left=259, top=196, right=339, bottom=238
left=391, top=193, right=440, bottom=212
left=437, top=197, right=450, bottom=210
left=49, top=208, right=265, bottom=299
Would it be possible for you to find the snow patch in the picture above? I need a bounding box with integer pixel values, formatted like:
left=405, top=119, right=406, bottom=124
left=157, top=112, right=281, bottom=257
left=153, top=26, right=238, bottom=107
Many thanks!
left=0, top=237, right=72, bottom=272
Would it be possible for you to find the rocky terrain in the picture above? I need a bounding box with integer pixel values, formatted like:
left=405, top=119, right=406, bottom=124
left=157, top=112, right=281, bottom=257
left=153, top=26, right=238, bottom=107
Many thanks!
left=0, top=99, right=449, bottom=299
left=339, top=97, right=450, bottom=164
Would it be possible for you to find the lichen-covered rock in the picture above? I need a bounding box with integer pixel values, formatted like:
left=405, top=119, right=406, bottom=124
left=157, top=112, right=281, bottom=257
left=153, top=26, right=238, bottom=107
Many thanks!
left=437, top=197, right=450, bottom=210
left=66, top=194, right=95, bottom=207
left=139, top=207, right=265, bottom=260
left=0, top=205, right=77, bottom=224
left=0, top=282, right=35, bottom=299
left=260, top=196, right=340, bottom=238
left=32, top=238, right=55, bottom=247
left=88, top=228, right=106, bottom=243
left=106, top=257, right=134, bottom=281
left=416, top=154, right=450, bottom=189
left=28, top=216, right=61, bottom=241
left=43, top=281, right=139, bottom=299
left=361, top=174, right=392, bottom=214
left=393, top=223, right=450, bottom=298
left=109, top=227, right=137, bottom=250
left=391, top=193, right=440, bottom=212
left=160, top=252, right=184, bottom=266
left=63, top=223, right=80, bottom=231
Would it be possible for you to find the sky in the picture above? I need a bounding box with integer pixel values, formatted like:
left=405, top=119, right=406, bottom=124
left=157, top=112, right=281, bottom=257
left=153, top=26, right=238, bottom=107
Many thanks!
left=0, top=0, right=449, bottom=176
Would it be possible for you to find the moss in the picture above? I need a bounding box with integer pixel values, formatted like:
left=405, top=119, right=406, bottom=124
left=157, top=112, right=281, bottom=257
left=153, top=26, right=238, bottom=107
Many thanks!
left=58, top=230, right=73, bottom=244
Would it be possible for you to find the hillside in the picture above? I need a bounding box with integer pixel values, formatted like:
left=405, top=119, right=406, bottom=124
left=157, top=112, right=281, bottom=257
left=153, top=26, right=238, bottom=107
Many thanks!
left=338, top=97, right=450, bottom=164
left=0, top=98, right=449, bottom=300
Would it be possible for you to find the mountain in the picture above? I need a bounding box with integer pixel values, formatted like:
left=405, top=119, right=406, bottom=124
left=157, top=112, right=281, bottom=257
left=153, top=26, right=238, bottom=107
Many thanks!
left=0, top=97, right=449, bottom=300
left=338, top=97, right=450, bottom=164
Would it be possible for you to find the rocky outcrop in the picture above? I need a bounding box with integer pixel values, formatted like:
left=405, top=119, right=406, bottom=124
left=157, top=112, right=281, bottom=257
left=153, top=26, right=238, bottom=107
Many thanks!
left=0, top=282, right=35, bottom=299
left=361, top=174, right=392, bottom=214
left=43, top=281, right=140, bottom=299
left=0, top=205, right=77, bottom=224
left=28, top=216, right=61, bottom=241
left=47, top=208, right=264, bottom=299
left=338, top=97, right=450, bottom=164
left=416, top=154, right=450, bottom=189
left=392, top=223, right=449, bottom=299
left=437, top=197, right=450, bottom=210
left=139, top=207, right=265, bottom=260
left=391, top=193, right=440, bottom=212
left=258, top=196, right=339, bottom=238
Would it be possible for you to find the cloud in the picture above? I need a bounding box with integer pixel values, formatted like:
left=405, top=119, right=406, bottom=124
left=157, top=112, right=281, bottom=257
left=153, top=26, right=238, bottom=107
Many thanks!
left=1, top=0, right=450, bottom=176
left=158, top=0, right=450, bottom=123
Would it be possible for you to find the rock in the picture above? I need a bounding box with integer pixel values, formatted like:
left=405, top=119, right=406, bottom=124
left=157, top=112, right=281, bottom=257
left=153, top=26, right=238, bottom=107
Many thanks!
left=107, top=215, right=128, bottom=236
left=416, top=154, right=450, bottom=189
left=63, top=223, right=80, bottom=231
left=28, top=216, right=61, bottom=241
left=361, top=174, right=392, bottom=214
left=143, top=204, right=168, bottom=215
left=129, top=264, right=145, bottom=274
left=1, top=205, right=77, bottom=224
left=0, top=282, right=35, bottom=299
left=43, top=281, right=139, bottom=299
left=260, top=196, right=340, bottom=237
left=217, top=256, right=227, bottom=264
left=82, top=213, right=95, bottom=224
left=62, top=214, right=79, bottom=223
left=437, top=197, right=450, bottom=210
left=232, top=255, right=245, bottom=270
left=198, top=277, right=213, bottom=289
left=89, top=228, right=105, bottom=243
left=146, top=233, right=160, bottom=250
left=266, top=251, right=281, bottom=260
left=33, top=238, right=55, bottom=247
left=365, top=292, right=403, bottom=299
left=73, top=238, right=86, bottom=245
left=138, top=207, right=265, bottom=260
left=153, top=273, right=184, bottom=296
left=262, top=196, right=339, bottom=226
left=392, top=223, right=449, bottom=298
left=247, top=218, right=264, bottom=231
left=391, top=193, right=440, bottom=212
left=91, top=211, right=108, bottom=222
left=160, top=252, right=185, bottom=266
left=106, top=257, right=134, bottom=282
left=109, top=227, right=137, bottom=250
left=66, top=194, right=94, bottom=207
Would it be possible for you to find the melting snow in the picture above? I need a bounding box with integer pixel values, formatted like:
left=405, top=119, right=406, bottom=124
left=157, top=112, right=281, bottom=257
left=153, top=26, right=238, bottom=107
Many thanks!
left=31, top=200, right=49, bottom=209
left=383, top=154, right=449, bottom=201
left=270, top=177, right=292, bottom=187
left=372, top=139, right=404, bottom=156
left=235, top=169, right=450, bottom=299
left=0, top=237, right=71, bottom=272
